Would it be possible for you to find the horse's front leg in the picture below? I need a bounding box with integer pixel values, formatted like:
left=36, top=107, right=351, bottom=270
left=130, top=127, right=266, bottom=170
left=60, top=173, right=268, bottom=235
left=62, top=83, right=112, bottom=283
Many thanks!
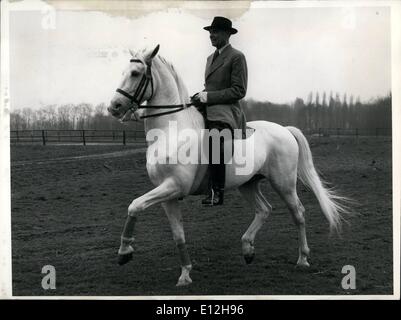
left=118, top=178, right=182, bottom=265
left=161, top=199, right=192, bottom=287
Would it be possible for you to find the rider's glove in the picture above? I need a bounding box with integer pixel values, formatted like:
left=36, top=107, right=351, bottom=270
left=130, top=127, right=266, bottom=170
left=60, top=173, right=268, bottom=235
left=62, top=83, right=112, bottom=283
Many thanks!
left=190, top=92, right=207, bottom=110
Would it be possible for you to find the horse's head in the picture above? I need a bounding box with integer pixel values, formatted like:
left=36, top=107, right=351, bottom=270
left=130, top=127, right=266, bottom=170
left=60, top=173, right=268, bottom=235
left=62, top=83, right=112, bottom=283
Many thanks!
left=108, top=45, right=160, bottom=121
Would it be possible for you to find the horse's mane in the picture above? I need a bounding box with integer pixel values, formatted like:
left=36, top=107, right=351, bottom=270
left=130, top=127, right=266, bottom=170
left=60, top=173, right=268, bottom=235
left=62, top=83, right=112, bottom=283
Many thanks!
left=154, top=55, right=204, bottom=130
left=157, top=56, right=188, bottom=102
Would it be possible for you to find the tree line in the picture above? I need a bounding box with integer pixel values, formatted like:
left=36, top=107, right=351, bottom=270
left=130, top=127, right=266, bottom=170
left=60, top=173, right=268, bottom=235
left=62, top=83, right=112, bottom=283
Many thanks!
left=10, top=103, right=144, bottom=131
left=10, top=92, right=391, bottom=132
left=243, top=92, right=391, bottom=131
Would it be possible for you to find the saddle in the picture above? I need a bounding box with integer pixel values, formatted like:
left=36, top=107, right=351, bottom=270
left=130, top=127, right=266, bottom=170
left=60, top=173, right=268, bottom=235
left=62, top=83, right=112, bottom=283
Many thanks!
left=238, top=126, right=255, bottom=139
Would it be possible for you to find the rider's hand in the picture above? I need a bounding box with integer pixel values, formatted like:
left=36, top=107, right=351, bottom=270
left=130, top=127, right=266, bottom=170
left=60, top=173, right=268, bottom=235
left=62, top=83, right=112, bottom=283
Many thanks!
left=191, top=92, right=206, bottom=110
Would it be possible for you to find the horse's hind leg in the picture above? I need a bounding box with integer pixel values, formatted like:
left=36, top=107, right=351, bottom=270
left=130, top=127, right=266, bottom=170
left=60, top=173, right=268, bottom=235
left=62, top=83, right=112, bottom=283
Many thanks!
left=288, top=193, right=310, bottom=267
left=161, top=199, right=192, bottom=287
left=238, top=179, right=271, bottom=264
left=271, top=178, right=310, bottom=267
left=293, top=198, right=310, bottom=267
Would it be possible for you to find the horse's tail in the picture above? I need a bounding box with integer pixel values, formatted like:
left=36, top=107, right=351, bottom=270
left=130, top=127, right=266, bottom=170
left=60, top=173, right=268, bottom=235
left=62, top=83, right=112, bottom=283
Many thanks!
left=286, top=126, right=350, bottom=233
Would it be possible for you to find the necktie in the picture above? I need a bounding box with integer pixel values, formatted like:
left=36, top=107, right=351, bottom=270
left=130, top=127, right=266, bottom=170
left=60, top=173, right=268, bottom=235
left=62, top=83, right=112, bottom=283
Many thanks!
left=212, top=50, right=220, bottom=63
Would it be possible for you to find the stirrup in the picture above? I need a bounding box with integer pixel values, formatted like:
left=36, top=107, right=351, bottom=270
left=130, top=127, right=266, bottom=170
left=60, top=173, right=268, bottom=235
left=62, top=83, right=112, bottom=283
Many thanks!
left=202, top=189, right=224, bottom=206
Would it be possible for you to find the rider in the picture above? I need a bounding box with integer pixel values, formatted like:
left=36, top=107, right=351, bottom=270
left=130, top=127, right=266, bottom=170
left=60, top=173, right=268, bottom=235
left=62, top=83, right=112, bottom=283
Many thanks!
left=191, top=16, right=248, bottom=206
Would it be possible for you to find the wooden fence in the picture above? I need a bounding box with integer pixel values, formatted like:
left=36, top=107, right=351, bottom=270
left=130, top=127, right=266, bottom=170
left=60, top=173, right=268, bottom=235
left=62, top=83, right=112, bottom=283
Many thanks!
left=10, top=130, right=146, bottom=146
left=10, top=127, right=391, bottom=146
left=309, top=127, right=391, bottom=137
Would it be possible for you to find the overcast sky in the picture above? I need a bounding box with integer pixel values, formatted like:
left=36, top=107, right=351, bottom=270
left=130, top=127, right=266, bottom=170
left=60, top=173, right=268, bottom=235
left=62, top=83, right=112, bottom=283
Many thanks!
left=9, top=1, right=391, bottom=109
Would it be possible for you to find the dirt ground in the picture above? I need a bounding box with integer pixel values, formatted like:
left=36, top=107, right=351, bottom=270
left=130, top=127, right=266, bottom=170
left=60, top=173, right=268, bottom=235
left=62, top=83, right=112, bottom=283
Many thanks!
left=10, top=136, right=393, bottom=296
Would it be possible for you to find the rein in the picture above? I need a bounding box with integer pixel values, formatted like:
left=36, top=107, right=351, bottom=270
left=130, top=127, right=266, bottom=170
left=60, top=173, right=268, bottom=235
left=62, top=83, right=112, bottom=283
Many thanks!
left=116, top=59, right=193, bottom=120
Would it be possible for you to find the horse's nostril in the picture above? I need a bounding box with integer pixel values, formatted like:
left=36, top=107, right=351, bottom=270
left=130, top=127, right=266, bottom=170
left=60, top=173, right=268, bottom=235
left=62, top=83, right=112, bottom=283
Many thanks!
left=115, top=103, right=122, bottom=109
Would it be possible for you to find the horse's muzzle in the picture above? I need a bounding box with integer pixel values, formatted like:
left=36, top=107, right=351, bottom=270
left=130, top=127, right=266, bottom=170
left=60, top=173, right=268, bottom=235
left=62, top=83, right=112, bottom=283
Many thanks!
left=108, top=105, right=121, bottom=117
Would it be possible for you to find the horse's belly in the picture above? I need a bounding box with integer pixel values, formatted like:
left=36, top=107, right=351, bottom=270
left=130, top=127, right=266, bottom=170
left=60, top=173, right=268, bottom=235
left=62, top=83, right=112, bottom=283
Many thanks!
left=189, top=130, right=268, bottom=192
left=225, top=133, right=267, bottom=188
left=147, top=122, right=272, bottom=194
left=188, top=164, right=209, bottom=195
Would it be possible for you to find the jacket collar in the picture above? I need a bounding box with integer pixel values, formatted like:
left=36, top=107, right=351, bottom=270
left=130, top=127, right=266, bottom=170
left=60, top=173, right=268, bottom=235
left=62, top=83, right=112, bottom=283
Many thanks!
left=218, top=43, right=230, bottom=54
left=205, top=44, right=232, bottom=79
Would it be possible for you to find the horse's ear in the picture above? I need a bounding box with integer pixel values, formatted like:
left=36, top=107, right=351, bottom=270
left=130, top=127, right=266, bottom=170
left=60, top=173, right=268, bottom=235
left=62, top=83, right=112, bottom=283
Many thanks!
left=150, top=44, right=160, bottom=59
left=129, top=49, right=135, bottom=57
left=144, top=44, right=160, bottom=65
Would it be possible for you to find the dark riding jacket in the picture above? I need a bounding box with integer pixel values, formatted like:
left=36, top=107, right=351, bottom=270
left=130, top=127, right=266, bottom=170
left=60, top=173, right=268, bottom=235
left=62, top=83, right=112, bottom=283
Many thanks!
left=204, top=44, right=248, bottom=135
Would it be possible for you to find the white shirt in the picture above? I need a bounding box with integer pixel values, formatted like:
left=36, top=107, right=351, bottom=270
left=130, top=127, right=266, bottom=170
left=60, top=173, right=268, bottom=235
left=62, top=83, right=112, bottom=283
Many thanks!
left=218, top=43, right=230, bottom=55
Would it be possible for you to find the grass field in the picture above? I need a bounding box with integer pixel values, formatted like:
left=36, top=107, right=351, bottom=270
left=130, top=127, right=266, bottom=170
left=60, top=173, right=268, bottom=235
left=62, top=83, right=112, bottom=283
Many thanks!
left=10, top=136, right=393, bottom=296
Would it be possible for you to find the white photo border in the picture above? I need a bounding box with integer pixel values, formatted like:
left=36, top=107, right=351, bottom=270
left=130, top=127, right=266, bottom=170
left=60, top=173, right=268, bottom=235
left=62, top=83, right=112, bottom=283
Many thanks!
left=0, top=0, right=399, bottom=300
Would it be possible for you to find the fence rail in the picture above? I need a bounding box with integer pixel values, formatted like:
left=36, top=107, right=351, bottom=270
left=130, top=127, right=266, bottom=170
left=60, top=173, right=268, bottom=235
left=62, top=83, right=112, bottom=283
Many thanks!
left=10, top=129, right=146, bottom=145
left=308, top=127, right=391, bottom=137
left=10, top=127, right=391, bottom=146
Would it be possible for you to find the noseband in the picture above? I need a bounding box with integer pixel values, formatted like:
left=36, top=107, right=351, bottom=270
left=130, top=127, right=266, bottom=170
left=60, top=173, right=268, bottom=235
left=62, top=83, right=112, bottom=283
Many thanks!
left=115, top=59, right=193, bottom=119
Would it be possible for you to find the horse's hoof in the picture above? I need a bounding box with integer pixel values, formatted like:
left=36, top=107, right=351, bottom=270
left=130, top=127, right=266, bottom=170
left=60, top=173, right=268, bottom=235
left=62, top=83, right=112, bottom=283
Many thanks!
left=295, top=258, right=310, bottom=268
left=244, top=254, right=255, bottom=264
left=176, top=275, right=192, bottom=287
left=118, top=252, right=133, bottom=265
left=176, top=278, right=192, bottom=287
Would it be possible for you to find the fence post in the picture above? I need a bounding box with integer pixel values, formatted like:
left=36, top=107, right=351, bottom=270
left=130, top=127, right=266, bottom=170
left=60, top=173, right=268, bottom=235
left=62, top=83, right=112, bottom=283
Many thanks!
left=82, top=130, right=86, bottom=146
left=376, top=128, right=379, bottom=137
left=123, top=130, right=126, bottom=145
left=355, top=128, right=358, bottom=138
left=337, top=128, right=340, bottom=136
left=42, top=130, right=46, bottom=146
left=16, top=130, right=19, bottom=143
left=318, top=128, right=321, bottom=137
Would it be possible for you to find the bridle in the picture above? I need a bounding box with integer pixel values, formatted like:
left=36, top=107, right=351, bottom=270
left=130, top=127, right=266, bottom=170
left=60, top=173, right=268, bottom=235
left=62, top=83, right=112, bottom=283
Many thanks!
left=115, top=59, right=193, bottom=120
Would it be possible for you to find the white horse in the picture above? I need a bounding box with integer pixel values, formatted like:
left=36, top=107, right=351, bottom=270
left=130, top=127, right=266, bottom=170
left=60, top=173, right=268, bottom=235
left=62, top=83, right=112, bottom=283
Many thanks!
left=108, top=45, right=348, bottom=286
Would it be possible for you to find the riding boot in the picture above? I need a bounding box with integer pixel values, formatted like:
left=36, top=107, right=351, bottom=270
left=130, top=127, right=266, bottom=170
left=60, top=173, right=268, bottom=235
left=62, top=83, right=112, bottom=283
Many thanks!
left=202, top=144, right=226, bottom=206
left=212, top=161, right=226, bottom=206
left=201, top=121, right=232, bottom=207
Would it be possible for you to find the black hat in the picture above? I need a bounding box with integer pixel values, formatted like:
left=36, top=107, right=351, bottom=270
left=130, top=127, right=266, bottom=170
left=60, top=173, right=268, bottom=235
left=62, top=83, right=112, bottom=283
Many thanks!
left=203, top=16, right=238, bottom=34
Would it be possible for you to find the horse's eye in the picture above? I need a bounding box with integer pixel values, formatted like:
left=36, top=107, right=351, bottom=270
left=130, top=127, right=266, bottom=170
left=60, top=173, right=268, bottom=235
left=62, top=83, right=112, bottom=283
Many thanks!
left=131, top=71, right=139, bottom=77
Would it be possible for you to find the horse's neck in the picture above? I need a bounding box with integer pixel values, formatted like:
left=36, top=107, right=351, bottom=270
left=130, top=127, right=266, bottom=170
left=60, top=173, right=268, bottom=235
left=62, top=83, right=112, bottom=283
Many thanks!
left=151, top=64, right=183, bottom=106
left=144, top=58, right=204, bottom=134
